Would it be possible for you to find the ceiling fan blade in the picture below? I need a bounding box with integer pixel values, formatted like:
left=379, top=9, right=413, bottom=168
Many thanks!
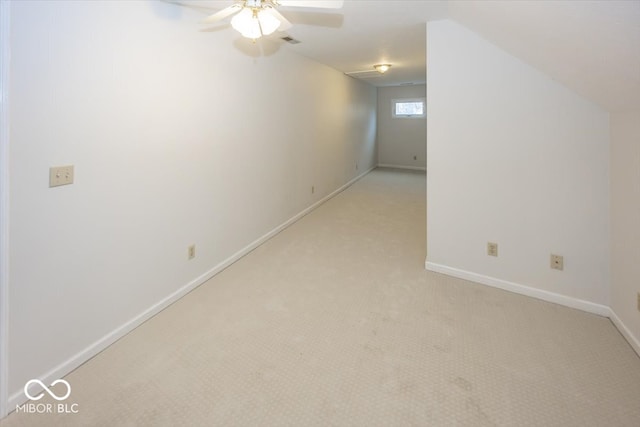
left=277, top=0, right=344, bottom=9
left=201, top=4, right=242, bottom=24
left=276, top=10, right=342, bottom=28
left=263, top=6, right=293, bottom=31
left=199, top=24, right=231, bottom=33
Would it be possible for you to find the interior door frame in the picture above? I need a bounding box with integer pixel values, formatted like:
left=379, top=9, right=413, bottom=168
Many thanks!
left=0, top=0, right=10, bottom=418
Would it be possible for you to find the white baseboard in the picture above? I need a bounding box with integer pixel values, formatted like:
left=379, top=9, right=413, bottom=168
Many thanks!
left=608, top=309, right=640, bottom=357
left=425, top=261, right=640, bottom=357
left=7, top=167, right=375, bottom=412
left=377, top=163, right=426, bottom=172
left=424, top=261, right=610, bottom=316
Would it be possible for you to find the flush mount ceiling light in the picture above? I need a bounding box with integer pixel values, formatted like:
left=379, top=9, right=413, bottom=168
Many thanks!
left=374, top=64, right=392, bottom=74
left=202, top=0, right=344, bottom=41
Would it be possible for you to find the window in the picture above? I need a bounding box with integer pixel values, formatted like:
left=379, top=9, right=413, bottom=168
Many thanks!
left=392, top=98, right=426, bottom=118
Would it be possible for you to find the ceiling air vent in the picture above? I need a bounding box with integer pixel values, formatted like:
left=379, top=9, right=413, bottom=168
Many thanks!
left=344, top=70, right=382, bottom=79
left=281, top=36, right=301, bottom=44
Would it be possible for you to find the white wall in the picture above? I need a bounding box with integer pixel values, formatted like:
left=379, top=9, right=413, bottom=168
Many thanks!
left=7, top=0, right=376, bottom=404
left=377, top=85, right=426, bottom=169
left=610, top=111, right=640, bottom=351
left=426, top=20, right=610, bottom=310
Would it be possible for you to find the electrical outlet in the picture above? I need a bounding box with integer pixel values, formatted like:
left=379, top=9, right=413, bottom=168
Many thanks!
left=188, top=245, right=196, bottom=260
left=550, top=254, right=563, bottom=271
left=49, top=165, right=74, bottom=187
left=487, top=242, right=498, bottom=257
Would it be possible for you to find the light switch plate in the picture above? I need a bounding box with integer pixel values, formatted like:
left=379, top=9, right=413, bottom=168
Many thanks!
left=49, top=165, right=74, bottom=187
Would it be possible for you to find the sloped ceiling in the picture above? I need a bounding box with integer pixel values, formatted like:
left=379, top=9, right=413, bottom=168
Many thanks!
left=191, top=0, right=640, bottom=112
left=282, top=0, right=640, bottom=111
left=277, top=0, right=447, bottom=88
left=448, top=1, right=640, bottom=112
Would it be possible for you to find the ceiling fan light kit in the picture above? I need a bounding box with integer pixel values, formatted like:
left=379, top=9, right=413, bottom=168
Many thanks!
left=231, top=7, right=280, bottom=39
left=202, top=0, right=344, bottom=40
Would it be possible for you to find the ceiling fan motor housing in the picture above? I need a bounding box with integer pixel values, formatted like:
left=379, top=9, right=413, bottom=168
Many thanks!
left=245, top=0, right=267, bottom=8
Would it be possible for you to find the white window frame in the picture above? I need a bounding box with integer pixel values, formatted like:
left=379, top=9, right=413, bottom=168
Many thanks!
left=392, top=98, right=426, bottom=118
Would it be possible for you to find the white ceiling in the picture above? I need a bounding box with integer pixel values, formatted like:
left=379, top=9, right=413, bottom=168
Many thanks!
left=278, top=0, right=448, bottom=87
left=186, top=0, right=640, bottom=112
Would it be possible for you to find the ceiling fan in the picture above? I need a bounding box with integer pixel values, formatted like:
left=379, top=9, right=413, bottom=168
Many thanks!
left=202, top=0, right=344, bottom=40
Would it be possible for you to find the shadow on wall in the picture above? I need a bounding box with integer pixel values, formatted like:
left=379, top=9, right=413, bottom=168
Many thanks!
left=153, top=0, right=214, bottom=20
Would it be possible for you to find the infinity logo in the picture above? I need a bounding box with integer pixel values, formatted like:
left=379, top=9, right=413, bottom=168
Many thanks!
left=24, top=379, right=71, bottom=401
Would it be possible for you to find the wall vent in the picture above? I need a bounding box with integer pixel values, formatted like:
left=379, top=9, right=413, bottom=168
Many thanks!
left=281, top=36, right=301, bottom=44
left=344, top=70, right=382, bottom=79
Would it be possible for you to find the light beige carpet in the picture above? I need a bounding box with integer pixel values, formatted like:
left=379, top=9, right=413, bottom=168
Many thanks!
left=2, top=168, right=640, bottom=426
